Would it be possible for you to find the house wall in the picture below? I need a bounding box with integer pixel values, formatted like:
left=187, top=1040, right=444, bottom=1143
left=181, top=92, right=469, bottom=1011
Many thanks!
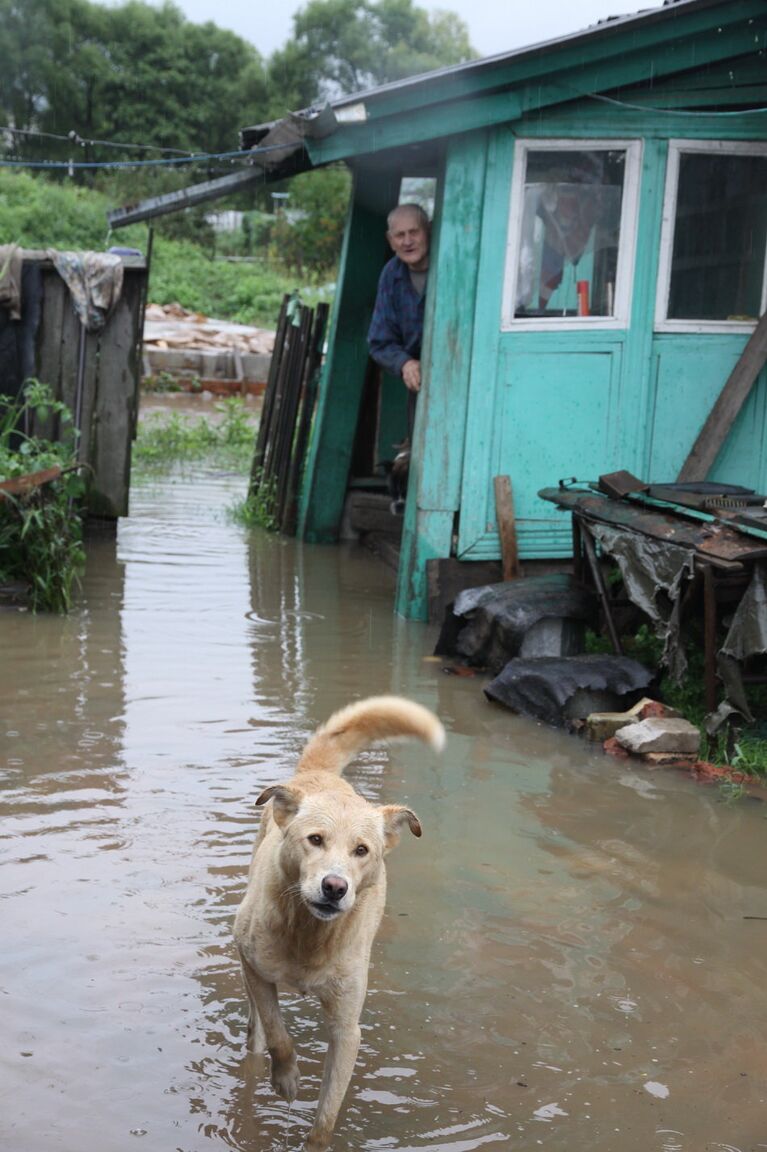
left=396, top=110, right=767, bottom=617
left=299, top=167, right=400, bottom=542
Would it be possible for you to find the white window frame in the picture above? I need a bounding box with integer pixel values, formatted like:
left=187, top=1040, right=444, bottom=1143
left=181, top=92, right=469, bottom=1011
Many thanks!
left=655, top=139, right=767, bottom=335
left=501, top=138, right=642, bottom=332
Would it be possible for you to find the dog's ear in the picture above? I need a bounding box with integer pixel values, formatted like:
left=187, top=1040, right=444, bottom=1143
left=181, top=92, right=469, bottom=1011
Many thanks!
left=256, top=784, right=302, bottom=828
left=380, top=804, right=422, bottom=851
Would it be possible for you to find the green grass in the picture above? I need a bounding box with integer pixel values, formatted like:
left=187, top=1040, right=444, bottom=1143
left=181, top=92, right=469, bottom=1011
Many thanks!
left=229, top=470, right=279, bottom=531
left=133, top=397, right=257, bottom=471
left=146, top=238, right=333, bottom=328
left=0, top=170, right=334, bottom=328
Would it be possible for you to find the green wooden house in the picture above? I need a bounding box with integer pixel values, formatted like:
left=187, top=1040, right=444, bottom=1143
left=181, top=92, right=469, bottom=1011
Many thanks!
left=242, top=0, right=767, bottom=619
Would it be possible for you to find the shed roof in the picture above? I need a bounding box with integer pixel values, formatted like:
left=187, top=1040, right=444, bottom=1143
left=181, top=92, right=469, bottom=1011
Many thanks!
left=240, top=0, right=766, bottom=176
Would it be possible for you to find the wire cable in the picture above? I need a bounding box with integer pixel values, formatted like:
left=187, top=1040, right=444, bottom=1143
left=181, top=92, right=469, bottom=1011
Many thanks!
left=584, top=91, right=767, bottom=116
left=5, top=125, right=194, bottom=155
left=0, top=142, right=296, bottom=171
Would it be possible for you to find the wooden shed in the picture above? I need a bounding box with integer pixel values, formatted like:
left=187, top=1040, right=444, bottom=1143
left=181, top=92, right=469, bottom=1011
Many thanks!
left=2, top=250, right=148, bottom=519
left=241, top=0, right=767, bottom=619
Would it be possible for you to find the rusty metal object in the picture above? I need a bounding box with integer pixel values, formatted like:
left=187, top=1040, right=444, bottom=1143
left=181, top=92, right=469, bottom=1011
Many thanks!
left=581, top=524, right=623, bottom=656
left=539, top=487, right=767, bottom=567
left=0, top=465, right=63, bottom=499
left=598, top=470, right=649, bottom=499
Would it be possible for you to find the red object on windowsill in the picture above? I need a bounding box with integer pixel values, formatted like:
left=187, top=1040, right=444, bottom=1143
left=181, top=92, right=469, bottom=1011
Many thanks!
left=577, top=280, right=590, bottom=317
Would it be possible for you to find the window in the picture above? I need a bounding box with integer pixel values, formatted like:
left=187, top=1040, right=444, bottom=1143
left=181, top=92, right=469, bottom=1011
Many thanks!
left=657, top=141, right=767, bottom=332
left=399, top=176, right=437, bottom=219
left=502, top=140, right=641, bottom=330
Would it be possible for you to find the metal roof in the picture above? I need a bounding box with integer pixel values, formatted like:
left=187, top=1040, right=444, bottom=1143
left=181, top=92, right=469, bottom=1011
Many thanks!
left=240, top=0, right=708, bottom=145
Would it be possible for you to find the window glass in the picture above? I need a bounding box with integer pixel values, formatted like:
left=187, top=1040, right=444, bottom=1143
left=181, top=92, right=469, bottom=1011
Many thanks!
left=399, top=176, right=437, bottom=219
left=668, top=153, right=767, bottom=322
left=515, top=150, right=626, bottom=319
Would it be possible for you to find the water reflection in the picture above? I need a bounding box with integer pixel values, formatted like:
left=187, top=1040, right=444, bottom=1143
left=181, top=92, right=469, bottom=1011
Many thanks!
left=1, top=464, right=766, bottom=1151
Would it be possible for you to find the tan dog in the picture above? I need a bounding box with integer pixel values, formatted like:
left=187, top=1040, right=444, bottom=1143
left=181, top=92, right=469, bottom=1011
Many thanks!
left=234, top=695, right=444, bottom=1152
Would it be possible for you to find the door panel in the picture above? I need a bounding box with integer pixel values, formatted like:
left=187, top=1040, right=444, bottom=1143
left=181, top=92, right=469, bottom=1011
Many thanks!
left=458, top=342, right=623, bottom=559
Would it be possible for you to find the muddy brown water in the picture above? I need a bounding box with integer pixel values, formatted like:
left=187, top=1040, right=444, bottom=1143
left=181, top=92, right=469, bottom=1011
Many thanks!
left=2, top=463, right=767, bottom=1152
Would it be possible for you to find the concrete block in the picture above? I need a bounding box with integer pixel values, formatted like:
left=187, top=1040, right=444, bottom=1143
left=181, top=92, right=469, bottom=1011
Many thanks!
left=615, top=717, right=701, bottom=756
left=586, top=697, right=676, bottom=741
left=587, top=711, right=636, bottom=742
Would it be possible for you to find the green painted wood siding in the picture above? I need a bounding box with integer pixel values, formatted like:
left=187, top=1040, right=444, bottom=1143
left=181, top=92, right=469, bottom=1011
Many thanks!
left=299, top=168, right=400, bottom=542
left=395, top=133, right=488, bottom=618
left=400, top=120, right=766, bottom=615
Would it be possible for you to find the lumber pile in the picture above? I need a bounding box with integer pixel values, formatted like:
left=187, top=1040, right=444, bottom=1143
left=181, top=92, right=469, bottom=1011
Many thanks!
left=142, top=302, right=275, bottom=386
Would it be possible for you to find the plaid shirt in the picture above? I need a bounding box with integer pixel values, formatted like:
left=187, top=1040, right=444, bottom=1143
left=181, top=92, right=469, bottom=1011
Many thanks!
left=367, top=256, right=425, bottom=378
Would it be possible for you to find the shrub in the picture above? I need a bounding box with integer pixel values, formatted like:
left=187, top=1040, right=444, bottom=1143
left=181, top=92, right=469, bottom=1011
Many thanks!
left=0, top=382, right=86, bottom=612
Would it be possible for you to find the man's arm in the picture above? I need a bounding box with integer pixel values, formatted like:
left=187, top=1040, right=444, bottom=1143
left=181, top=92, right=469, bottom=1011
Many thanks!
left=367, top=261, right=414, bottom=378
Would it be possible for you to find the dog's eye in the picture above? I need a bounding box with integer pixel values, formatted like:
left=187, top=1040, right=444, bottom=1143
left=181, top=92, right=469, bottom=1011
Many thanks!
left=307, top=834, right=323, bottom=847
left=353, top=844, right=369, bottom=857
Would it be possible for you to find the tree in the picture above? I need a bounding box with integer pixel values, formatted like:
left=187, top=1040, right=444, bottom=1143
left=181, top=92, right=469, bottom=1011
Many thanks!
left=269, top=166, right=352, bottom=274
left=0, top=0, right=268, bottom=156
left=268, top=0, right=476, bottom=106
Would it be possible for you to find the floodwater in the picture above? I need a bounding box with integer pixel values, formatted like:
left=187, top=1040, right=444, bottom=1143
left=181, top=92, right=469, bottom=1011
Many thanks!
left=2, top=462, right=767, bottom=1152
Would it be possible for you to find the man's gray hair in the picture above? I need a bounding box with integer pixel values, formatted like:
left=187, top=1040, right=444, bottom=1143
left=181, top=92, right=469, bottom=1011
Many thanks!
left=387, top=202, right=430, bottom=231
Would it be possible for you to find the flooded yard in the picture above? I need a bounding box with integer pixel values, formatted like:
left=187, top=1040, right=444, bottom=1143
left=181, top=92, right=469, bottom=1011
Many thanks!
left=2, top=463, right=767, bottom=1152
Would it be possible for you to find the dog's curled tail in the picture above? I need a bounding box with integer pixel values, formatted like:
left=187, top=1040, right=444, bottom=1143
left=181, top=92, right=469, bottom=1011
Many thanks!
left=296, top=695, right=445, bottom=776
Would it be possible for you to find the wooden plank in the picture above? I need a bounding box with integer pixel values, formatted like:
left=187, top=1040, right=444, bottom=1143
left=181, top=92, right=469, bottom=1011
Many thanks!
left=275, top=306, right=313, bottom=527
left=493, top=475, right=520, bottom=580
left=77, top=328, right=101, bottom=469
left=250, top=294, right=290, bottom=490
left=538, top=487, right=763, bottom=566
left=678, top=311, right=767, bottom=482
left=283, top=302, right=328, bottom=536
left=35, top=272, right=66, bottom=402
left=88, top=273, right=144, bottom=517
left=426, top=557, right=502, bottom=624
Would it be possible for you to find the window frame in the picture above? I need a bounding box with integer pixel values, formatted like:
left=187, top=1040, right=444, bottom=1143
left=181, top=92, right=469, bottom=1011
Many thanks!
left=501, top=137, right=643, bottom=332
left=655, top=139, right=767, bottom=335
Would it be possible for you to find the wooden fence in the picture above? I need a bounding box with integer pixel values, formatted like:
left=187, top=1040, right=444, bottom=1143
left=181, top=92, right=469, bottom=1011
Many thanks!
left=18, top=251, right=148, bottom=519
left=249, top=295, right=329, bottom=535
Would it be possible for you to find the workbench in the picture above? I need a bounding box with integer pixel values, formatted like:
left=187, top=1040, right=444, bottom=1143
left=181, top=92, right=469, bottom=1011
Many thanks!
left=539, top=483, right=767, bottom=718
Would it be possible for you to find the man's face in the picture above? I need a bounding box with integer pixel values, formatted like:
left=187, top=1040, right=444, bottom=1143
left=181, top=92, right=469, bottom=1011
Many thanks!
left=386, top=210, right=430, bottom=272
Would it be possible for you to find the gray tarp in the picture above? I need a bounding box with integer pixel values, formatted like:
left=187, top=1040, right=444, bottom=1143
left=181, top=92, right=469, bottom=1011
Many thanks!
left=588, top=523, right=695, bottom=681
left=435, top=573, right=597, bottom=673
left=589, top=526, right=767, bottom=723
left=718, top=561, right=767, bottom=722
left=484, top=654, right=655, bottom=728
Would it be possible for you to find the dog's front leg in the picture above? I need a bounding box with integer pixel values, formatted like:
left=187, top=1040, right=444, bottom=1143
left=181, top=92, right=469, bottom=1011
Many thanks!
left=239, top=951, right=300, bottom=1102
left=304, top=980, right=366, bottom=1152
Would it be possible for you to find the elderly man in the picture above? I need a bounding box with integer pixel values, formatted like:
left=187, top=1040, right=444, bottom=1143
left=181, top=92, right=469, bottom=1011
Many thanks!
left=367, top=203, right=430, bottom=436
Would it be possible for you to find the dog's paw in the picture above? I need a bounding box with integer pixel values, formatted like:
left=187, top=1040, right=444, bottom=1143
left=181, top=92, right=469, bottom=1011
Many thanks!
left=304, top=1130, right=331, bottom=1152
left=271, top=1053, right=300, bottom=1102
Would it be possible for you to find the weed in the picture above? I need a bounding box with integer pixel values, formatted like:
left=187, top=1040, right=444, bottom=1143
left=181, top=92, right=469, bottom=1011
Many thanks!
left=730, top=738, right=767, bottom=780
left=132, top=398, right=256, bottom=471
left=0, top=382, right=85, bottom=612
left=230, top=470, right=279, bottom=532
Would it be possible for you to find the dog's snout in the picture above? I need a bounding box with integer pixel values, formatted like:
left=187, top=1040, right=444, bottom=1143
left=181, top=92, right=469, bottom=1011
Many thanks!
left=321, top=874, right=348, bottom=903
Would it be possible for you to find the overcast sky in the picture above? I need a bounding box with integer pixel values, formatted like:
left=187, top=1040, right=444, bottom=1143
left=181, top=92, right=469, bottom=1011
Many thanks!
left=144, top=0, right=665, bottom=60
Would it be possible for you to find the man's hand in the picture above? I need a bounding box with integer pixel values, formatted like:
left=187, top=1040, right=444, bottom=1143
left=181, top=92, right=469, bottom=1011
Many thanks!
left=401, top=359, right=421, bottom=392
